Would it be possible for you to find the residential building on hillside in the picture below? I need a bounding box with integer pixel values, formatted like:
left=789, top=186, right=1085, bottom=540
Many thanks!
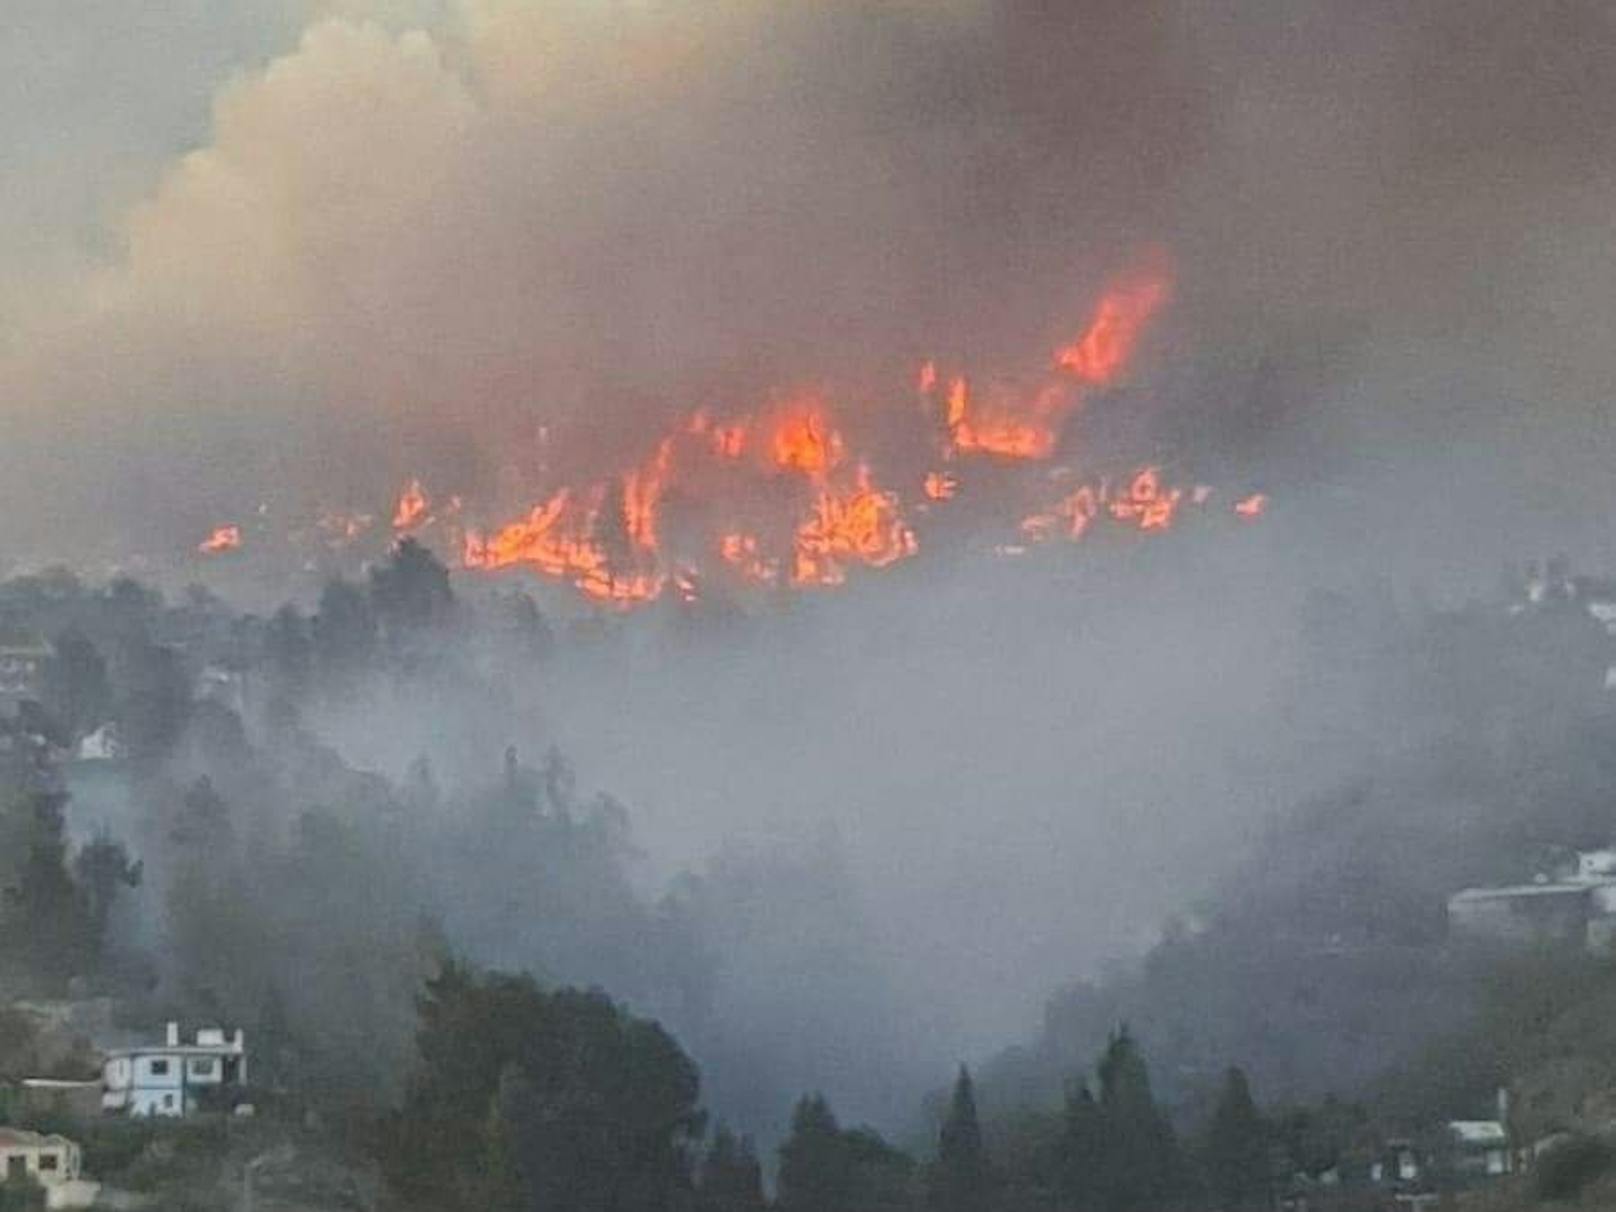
left=101, top=1022, right=247, bottom=1117
left=0, top=1127, right=98, bottom=1209
left=1449, top=848, right=1616, bottom=953
left=0, top=628, right=51, bottom=716
left=1445, top=1120, right=1511, bottom=1178
left=1446, top=882, right=1597, bottom=949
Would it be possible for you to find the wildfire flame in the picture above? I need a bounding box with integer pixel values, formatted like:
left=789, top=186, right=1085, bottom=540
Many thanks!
left=230, top=261, right=1268, bottom=605
left=1234, top=493, right=1268, bottom=519
left=198, top=524, right=242, bottom=555
left=393, top=479, right=430, bottom=531
left=920, top=269, right=1170, bottom=465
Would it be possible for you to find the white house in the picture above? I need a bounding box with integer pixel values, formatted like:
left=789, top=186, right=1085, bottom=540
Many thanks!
left=102, top=1022, right=246, bottom=1117
left=1447, top=1121, right=1511, bottom=1178
left=0, top=1127, right=99, bottom=1209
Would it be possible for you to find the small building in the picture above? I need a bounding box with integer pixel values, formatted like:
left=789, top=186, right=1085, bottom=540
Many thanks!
left=1565, top=848, right=1616, bottom=883
left=0, top=1127, right=98, bottom=1209
left=1369, top=1138, right=1422, bottom=1184
left=0, top=629, right=51, bottom=717
left=102, top=1022, right=246, bottom=1117
left=1446, top=1120, right=1511, bottom=1178
left=1447, top=882, right=1595, bottom=949
left=73, top=722, right=123, bottom=764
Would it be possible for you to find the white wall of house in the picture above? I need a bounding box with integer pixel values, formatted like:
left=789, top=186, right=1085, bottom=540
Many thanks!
left=0, top=1136, right=81, bottom=1186
left=102, top=1024, right=246, bottom=1117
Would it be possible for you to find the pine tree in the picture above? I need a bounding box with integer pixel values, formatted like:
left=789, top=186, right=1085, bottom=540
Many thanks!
left=932, top=1065, right=992, bottom=1212
left=778, top=1094, right=850, bottom=1212
left=1058, top=1082, right=1106, bottom=1210
left=1095, top=1026, right=1181, bottom=1211
left=1204, top=1067, right=1269, bottom=1211
left=698, top=1125, right=767, bottom=1212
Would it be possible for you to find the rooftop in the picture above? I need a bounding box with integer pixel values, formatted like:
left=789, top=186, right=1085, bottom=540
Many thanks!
left=1449, top=1121, right=1509, bottom=1147
left=1449, top=883, right=1592, bottom=902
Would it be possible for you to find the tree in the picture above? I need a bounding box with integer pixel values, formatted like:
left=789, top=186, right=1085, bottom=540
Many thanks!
left=1094, top=1026, right=1181, bottom=1211
left=778, top=1094, right=853, bottom=1212
left=41, top=627, right=109, bottom=739
left=1057, top=1082, right=1106, bottom=1211
left=932, top=1066, right=992, bottom=1212
left=697, top=1126, right=767, bottom=1212
left=1, top=791, right=90, bottom=985
left=312, top=578, right=376, bottom=677
left=1203, top=1067, right=1269, bottom=1211
left=778, top=1094, right=915, bottom=1212
left=263, top=604, right=312, bottom=700
left=72, top=830, right=142, bottom=956
left=115, top=639, right=190, bottom=761
left=369, top=538, right=454, bottom=637
left=383, top=963, right=703, bottom=1212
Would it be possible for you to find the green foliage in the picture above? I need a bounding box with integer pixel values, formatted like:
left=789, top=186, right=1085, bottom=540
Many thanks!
left=311, top=577, right=376, bottom=679
left=0, top=790, right=93, bottom=986
left=778, top=1093, right=914, bottom=1212
left=697, top=1125, right=767, bottom=1212
left=114, top=638, right=191, bottom=760
left=369, top=538, right=454, bottom=637
left=931, top=1066, right=992, bottom=1212
left=0, top=1179, right=44, bottom=1212
left=1534, top=1133, right=1616, bottom=1201
left=383, top=963, right=703, bottom=1212
left=1202, top=1067, right=1269, bottom=1211
left=73, top=829, right=141, bottom=950
left=40, top=627, right=109, bottom=740
left=1091, top=1026, right=1182, bottom=1210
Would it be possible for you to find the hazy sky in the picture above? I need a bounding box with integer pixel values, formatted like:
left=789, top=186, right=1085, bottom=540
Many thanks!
left=6, top=1, right=1616, bottom=579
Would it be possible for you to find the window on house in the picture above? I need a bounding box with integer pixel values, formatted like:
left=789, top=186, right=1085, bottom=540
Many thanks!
left=162, top=1094, right=175, bottom=1109
left=6, top=1156, right=25, bottom=1180
left=149, top=1059, right=169, bottom=1076
left=189, top=1058, right=215, bottom=1078
left=38, top=1154, right=58, bottom=1172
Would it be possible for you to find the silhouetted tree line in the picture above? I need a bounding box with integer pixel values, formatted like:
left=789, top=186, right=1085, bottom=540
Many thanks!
left=375, top=967, right=1305, bottom=1212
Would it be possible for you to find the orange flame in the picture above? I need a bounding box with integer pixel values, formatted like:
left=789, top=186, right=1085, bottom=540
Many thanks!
left=198, top=525, right=242, bottom=555
left=1108, top=466, right=1182, bottom=532
left=393, top=478, right=430, bottom=531
left=792, top=465, right=918, bottom=588
left=624, top=439, right=674, bottom=552
left=770, top=403, right=844, bottom=478
left=340, top=260, right=1267, bottom=610
left=1054, top=271, right=1171, bottom=386
left=1234, top=492, right=1267, bottom=519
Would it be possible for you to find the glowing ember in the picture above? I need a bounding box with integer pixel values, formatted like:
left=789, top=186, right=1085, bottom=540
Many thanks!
left=792, top=466, right=918, bottom=588
left=198, top=524, right=242, bottom=555
left=923, top=471, right=959, bottom=502
left=1109, top=466, right=1182, bottom=532
left=393, top=478, right=430, bottom=531
left=1234, top=492, right=1268, bottom=519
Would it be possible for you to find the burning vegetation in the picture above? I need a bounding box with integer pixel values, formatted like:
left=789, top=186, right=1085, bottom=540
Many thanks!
left=202, top=266, right=1267, bottom=606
